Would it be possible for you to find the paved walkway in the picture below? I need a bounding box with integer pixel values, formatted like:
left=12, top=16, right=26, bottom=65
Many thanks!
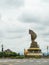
left=0, top=59, right=49, bottom=65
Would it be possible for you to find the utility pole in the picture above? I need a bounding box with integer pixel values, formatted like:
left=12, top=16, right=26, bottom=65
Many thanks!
left=1, top=44, right=4, bottom=52
left=1, top=44, right=4, bottom=58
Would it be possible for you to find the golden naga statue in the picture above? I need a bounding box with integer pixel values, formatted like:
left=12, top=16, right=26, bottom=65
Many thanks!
left=29, top=29, right=37, bottom=41
left=24, top=29, right=42, bottom=57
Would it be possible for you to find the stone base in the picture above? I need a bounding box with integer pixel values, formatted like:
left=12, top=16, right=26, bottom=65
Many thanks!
left=27, top=53, right=42, bottom=56
left=24, top=48, right=42, bottom=58
left=25, top=53, right=42, bottom=58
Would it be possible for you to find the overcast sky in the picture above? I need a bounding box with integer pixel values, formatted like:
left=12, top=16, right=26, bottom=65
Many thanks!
left=0, top=0, right=49, bottom=54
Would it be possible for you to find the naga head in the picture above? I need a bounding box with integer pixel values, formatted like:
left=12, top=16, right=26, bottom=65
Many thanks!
left=29, top=29, right=37, bottom=40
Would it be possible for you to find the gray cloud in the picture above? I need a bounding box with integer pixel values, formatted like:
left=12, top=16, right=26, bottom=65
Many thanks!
left=41, top=33, right=49, bottom=38
left=3, top=26, right=26, bottom=39
left=19, top=11, right=49, bottom=25
left=0, top=31, right=4, bottom=38
left=0, top=0, right=24, bottom=8
left=44, top=39, right=49, bottom=42
left=4, top=30, right=25, bottom=39
left=42, top=0, right=49, bottom=2
left=6, top=28, right=26, bottom=33
left=0, top=32, right=24, bottom=39
left=4, top=34, right=23, bottom=39
left=43, top=33, right=49, bottom=36
left=19, top=12, right=40, bottom=23
left=18, top=0, right=49, bottom=25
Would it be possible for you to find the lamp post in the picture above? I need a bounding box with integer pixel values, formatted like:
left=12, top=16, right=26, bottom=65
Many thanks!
left=47, top=46, right=49, bottom=56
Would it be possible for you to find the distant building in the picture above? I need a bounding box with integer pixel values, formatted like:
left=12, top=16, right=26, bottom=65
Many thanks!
left=4, top=49, right=12, bottom=53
